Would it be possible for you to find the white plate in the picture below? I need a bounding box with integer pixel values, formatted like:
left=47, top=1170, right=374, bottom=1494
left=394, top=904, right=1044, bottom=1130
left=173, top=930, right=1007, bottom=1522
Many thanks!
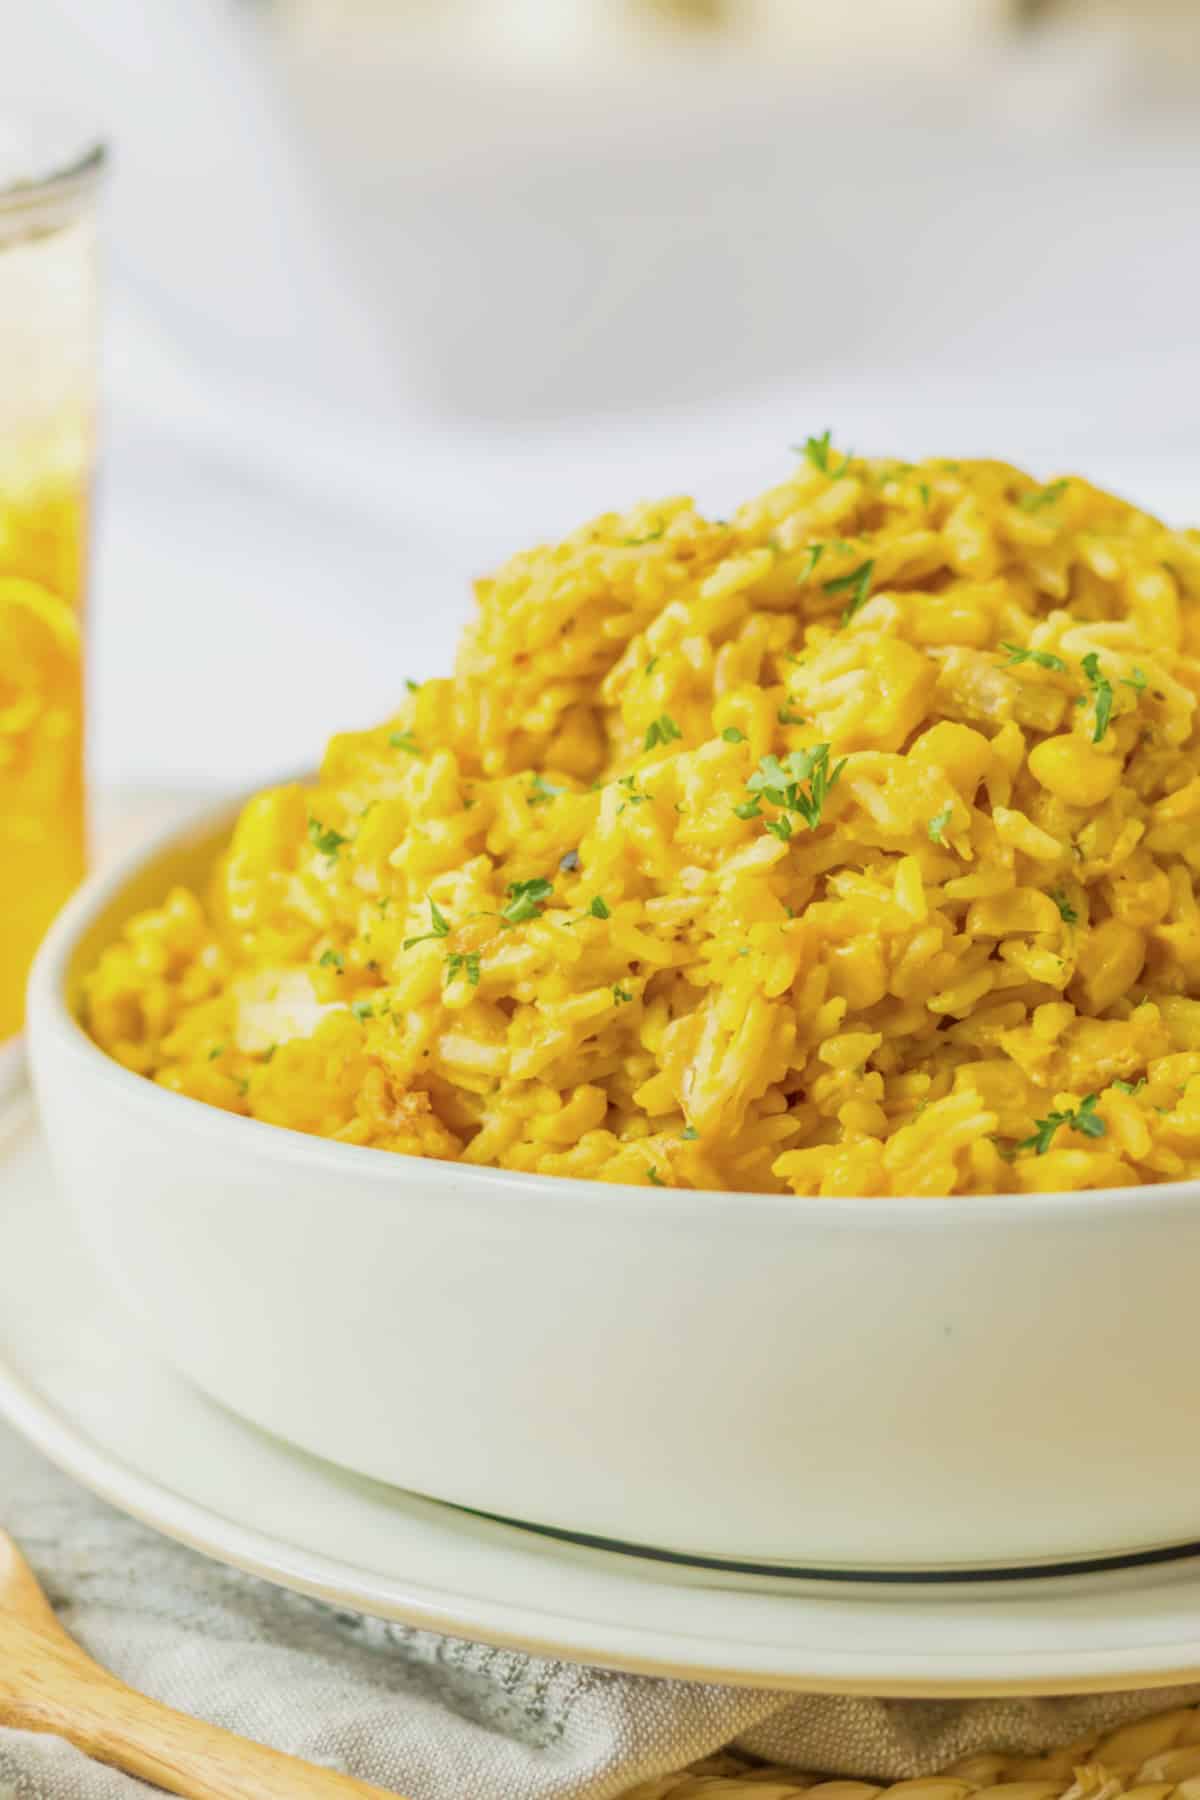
left=5, top=1111, right=1200, bottom=1698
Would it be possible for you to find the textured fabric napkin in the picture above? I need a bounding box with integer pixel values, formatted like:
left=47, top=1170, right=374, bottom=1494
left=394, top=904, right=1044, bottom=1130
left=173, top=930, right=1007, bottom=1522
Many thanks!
left=2, top=1424, right=1198, bottom=1799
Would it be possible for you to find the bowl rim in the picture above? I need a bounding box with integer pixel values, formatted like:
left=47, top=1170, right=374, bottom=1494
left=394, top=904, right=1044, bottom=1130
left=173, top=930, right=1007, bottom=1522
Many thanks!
left=28, top=787, right=1200, bottom=1229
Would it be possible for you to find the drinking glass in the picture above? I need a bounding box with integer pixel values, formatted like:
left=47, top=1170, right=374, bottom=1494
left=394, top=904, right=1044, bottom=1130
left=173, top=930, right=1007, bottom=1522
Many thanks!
left=0, top=121, right=104, bottom=1089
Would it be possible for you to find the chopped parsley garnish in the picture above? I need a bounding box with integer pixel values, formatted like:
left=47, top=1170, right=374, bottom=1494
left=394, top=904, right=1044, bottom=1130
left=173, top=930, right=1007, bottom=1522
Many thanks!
left=403, top=899, right=451, bottom=948
left=351, top=1000, right=375, bottom=1021
left=1121, top=667, right=1148, bottom=695
left=1112, top=1077, right=1146, bottom=1096
left=644, top=656, right=659, bottom=675
left=823, top=558, right=875, bottom=624
left=746, top=744, right=847, bottom=834
left=612, top=984, right=633, bottom=1004
left=500, top=877, right=553, bottom=927
left=1081, top=652, right=1114, bottom=743
left=917, top=481, right=931, bottom=508
left=207, top=1044, right=224, bottom=1061
left=319, top=948, right=344, bottom=970
left=646, top=1166, right=666, bottom=1186
left=928, top=804, right=953, bottom=844
left=798, top=543, right=825, bottom=582
left=800, top=429, right=832, bottom=472
left=777, top=706, right=806, bottom=726
left=308, top=818, right=348, bottom=859
left=589, top=895, right=610, bottom=919
left=733, top=799, right=762, bottom=821
left=445, top=951, right=482, bottom=987
left=388, top=731, right=420, bottom=755
left=764, top=815, right=793, bottom=841
left=1018, top=479, right=1069, bottom=514
left=722, top=726, right=746, bottom=744
left=1019, top=1092, right=1105, bottom=1155
left=528, top=773, right=564, bottom=805
left=559, top=848, right=581, bottom=873
left=1000, top=642, right=1067, bottom=673
left=622, top=525, right=665, bottom=547
left=405, top=678, right=422, bottom=692
left=681, top=1125, right=698, bottom=1141
left=1051, top=888, right=1078, bottom=925
left=643, top=714, right=682, bottom=751
left=617, top=774, right=648, bottom=808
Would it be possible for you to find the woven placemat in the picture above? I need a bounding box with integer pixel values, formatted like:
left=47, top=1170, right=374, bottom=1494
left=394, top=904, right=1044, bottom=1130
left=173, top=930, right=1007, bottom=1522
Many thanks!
left=621, top=1700, right=1200, bottom=1799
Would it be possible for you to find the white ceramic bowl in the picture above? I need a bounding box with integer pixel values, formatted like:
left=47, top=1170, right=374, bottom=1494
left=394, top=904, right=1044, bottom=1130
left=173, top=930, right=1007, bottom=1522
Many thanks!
left=27, top=795, right=1200, bottom=1572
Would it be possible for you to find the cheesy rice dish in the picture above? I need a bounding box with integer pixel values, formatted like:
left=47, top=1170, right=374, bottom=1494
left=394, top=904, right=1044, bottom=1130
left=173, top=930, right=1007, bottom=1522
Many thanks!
left=83, top=449, right=1200, bottom=1196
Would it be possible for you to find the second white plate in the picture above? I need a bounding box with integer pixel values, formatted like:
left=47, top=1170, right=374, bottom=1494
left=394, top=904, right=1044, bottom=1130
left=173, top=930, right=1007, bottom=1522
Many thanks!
left=5, top=1109, right=1200, bottom=1697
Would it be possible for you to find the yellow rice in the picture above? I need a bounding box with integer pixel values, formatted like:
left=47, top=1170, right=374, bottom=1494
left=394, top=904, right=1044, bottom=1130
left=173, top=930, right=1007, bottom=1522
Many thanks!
left=83, top=448, right=1200, bottom=1196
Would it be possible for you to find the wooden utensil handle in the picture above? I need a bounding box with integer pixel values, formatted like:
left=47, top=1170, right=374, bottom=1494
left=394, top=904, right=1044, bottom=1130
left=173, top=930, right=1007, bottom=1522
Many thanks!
left=0, top=1613, right=401, bottom=1799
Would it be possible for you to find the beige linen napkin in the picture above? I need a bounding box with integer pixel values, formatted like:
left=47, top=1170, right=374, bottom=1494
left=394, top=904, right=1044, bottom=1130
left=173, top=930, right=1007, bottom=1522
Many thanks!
left=2, top=1422, right=1197, bottom=1800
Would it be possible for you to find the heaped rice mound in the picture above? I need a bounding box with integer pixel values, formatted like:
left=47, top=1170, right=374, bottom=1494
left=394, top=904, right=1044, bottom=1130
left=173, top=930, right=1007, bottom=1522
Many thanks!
left=84, top=448, right=1200, bottom=1195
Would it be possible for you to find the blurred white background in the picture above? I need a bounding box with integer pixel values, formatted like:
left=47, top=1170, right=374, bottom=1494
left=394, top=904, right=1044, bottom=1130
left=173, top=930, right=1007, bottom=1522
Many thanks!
left=6, top=0, right=1200, bottom=793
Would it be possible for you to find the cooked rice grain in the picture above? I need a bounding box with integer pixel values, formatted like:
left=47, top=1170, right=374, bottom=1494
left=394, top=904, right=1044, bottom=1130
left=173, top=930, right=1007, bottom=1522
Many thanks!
left=83, top=452, right=1200, bottom=1195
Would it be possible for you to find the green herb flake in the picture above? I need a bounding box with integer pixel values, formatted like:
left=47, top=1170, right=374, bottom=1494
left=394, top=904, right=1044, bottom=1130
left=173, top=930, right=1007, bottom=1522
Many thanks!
left=798, top=543, right=825, bottom=582
left=798, top=429, right=832, bottom=472
left=1018, top=479, right=1069, bottom=514
left=733, top=798, right=762, bottom=821
left=746, top=744, right=847, bottom=833
left=681, top=1126, right=698, bottom=1141
left=319, top=948, right=345, bottom=971
left=617, top=774, right=648, bottom=807
left=308, top=817, right=349, bottom=859
left=500, top=877, right=553, bottom=927
left=1019, top=1092, right=1106, bottom=1155
left=1051, top=888, right=1078, bottom=926
left=207, top=1044, right=224, bottom=1061
left=777, top=706, right=806, bottom=726
left=764, top=815, right=793, bottom=842
left=445, top=951, right=482, bottom=987
left=643, top=714, right=683, bottom=752
left=917, top=482, right=931, bottom=508
left=928, top=804, right=953, bottom=845
left=1121, top=667, right=1148, bottom=695
left=403, top=898, right=452, bottom=948
left=644, top=656, right=659, bottom=675
left=405, top=677, right=422, bottom=693
left=1081, top=651, right=1114, bottom=743
left=1000, top=642, right=1067, bottom=673
left=823, top=558, right=875, bottom=624
left=645, top=1166, right=666, bottom=1186
left=589, top=895, right=610, bottom=920
left=528, top=773, right=564, bottom=805
left=388, top=731, right=420, bottom=755
left=612, top=984, right=634, bottom=1004
left=721, top=726, right=746, bottom=744
left=261, top=1044, right=277, bottom=1063
left=351, top=1000, right=375, bottom=1021
left=1112, top=1077, right=1146, bottom=1096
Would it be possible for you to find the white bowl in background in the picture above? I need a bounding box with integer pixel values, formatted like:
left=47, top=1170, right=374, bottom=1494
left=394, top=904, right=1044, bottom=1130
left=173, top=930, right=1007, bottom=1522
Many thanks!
left=26, top=794, right=1200, bottom=1572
